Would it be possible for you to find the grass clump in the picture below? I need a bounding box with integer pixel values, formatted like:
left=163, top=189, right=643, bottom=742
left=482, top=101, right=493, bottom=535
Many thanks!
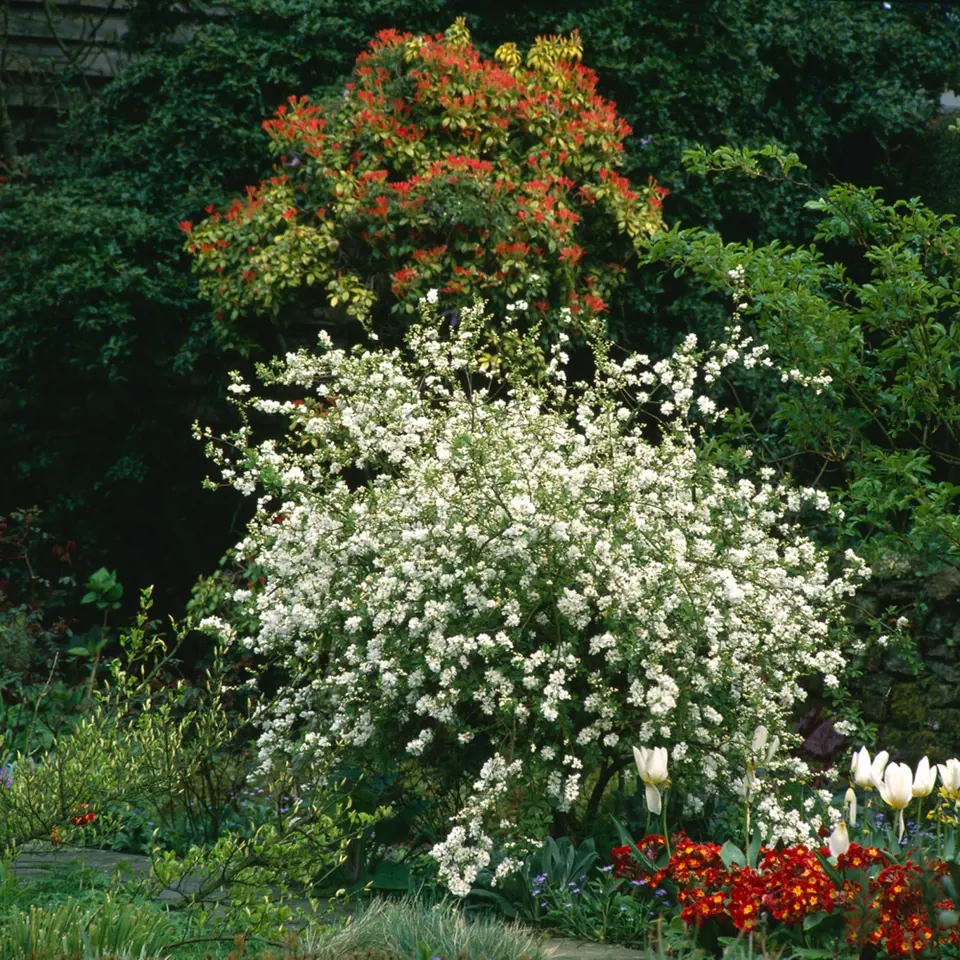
left=301, top=898, right=545, bottom=960
left=0, top=895, right=177, bottom=960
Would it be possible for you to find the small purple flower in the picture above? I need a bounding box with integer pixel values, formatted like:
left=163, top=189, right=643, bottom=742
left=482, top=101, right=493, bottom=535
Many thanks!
left=599, top=865, right=614, bottom=872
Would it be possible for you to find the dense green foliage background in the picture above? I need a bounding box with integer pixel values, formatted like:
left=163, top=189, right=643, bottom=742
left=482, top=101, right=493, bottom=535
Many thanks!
left=2, top=0, right=960, bottom=623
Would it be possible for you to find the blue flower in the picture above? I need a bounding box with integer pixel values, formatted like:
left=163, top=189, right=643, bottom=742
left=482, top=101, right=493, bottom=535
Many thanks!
left=599, top=865, right=614, bottom=873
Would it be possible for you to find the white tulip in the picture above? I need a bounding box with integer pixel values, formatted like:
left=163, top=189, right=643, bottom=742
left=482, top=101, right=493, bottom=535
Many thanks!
left=938, top=758, right=960, bottom=801
left=844, top=786, right=858, bottom=827
left=912, top=757, right=937, bottom=798
left=876, top=761, right=914, bottom=840
left=828, top=820, right=850, bottom=858
left=633, top=745, right=669, bottom=815
left=750, top=725, right=779, bottom=764
left=742, top=766, right=760, bottom=801
left=872, top=750, right=890, bottom=785
left=851, top=747, right=888, bottom=791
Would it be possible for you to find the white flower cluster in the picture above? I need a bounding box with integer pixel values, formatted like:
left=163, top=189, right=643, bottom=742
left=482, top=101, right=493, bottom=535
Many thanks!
left=200, top=300, right=867, bottom=894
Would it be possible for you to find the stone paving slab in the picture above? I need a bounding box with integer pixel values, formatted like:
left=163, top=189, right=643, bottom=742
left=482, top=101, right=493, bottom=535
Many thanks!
left=542, top=940, right=645, bottom=959
left=12, top=844, right=201, bottom=902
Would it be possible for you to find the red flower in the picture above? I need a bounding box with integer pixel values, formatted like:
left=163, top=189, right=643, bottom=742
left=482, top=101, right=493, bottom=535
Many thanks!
left=391, top=266, right=419, bottom=296
left=582, top=294, right=607, bottom=313
left=178, top=220, right=194, bottom=233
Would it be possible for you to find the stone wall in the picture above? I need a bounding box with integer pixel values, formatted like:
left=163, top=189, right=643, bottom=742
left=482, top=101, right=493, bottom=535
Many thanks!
left=856, top=565, right=960, bottom=760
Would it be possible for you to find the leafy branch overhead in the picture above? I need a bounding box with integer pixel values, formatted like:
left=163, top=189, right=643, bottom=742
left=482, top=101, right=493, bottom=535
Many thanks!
left=646, top=144, right=960, bottom=575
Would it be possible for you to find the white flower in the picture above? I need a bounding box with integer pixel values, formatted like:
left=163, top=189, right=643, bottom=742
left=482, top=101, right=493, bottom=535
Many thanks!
left=751, top=725, right=779, bottom=764
left=828, top=820, right=850, bottom=858
left=201, top=300, right=864, bottom=895
left=876, top=762, right=915, bottom=840
left=426, top=288, right=439, bottom=305
left=912, top=757, right=937, bottom=798
left=851, top=747, right=887, bottom=791
left=844, top=786, right=857, bottom=826
left=633, top=745, right=669, bottom=814
left=938, top=758, right=960, bottom=800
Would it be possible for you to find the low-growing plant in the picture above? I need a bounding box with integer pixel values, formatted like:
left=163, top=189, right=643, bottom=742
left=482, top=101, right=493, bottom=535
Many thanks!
left=472, top=836, right=598, bottom=925
left=0, top=896, right=177, bottom=960
left=0, top=588, right=388, bottom=937
left=300, top=897, right=544, bottom=960
left=609, top=829, right=960, bottom=957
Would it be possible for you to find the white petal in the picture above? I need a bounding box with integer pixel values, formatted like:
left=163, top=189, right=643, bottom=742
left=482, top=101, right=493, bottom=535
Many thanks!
left=633, top=745, right=648, bottom=779
left=828, top=821, right=850, bottom=858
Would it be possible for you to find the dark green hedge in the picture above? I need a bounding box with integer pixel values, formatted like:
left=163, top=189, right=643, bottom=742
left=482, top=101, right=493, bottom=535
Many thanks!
left=2, top=0, right=959, bottom=615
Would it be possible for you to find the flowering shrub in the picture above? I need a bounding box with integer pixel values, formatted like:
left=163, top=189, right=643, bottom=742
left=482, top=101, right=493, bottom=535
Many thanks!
left=197, top=297, right=866, bottom=895
left=184, top=20, right=666, bottom=346
left=612, top=835, right=960, bottom=956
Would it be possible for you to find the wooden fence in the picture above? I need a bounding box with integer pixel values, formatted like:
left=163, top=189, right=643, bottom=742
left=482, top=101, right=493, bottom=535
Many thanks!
left=1, top=0, right=209, bottom=151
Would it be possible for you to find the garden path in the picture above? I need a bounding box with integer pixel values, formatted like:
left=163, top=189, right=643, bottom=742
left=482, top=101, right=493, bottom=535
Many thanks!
left=11, top=844, right=646, bottom=958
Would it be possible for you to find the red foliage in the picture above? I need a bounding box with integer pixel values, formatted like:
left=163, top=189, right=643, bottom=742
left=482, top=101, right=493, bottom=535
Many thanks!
left=187, top=21, right=667, bottom=332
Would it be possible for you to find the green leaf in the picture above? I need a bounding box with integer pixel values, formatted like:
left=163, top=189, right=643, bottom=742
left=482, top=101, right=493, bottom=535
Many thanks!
left=747, top=827, right=762, bottom=867
left=719, top=840, right=746, bottom=869
left=814, top=851, right=843, bottom=889
left=611, top=816, right=659, bottom=874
